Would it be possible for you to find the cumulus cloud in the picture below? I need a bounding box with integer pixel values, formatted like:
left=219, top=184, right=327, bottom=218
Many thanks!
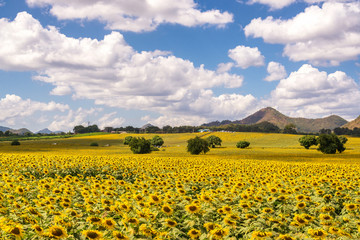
left=97, top=112, right=125, bottom=129
left=265, top=62, right=287, bottom=81
left=26, top=0, right=233, bottom=32
left=216, top=62, right=234, bottom=73
left=47, top=108, right=100, bottom=131
left=0, top=94, right=69, bottom=126
left=246, top=0, right=354, bottom=10
left=244, top=2, right=360, bottom=66
left=247, top=0, right=296, bottom=10
left=228, top=45, right=265, bottom=69
left=264, top=64, right=360, bottom=119
left=0, top=12, right=252, bottom=127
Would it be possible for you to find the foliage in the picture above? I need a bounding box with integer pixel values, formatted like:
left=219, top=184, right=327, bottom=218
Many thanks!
left=206, top=135, right=222, bottom=148
left=128, top=137, right=152, bottom=154
left=124, top=136, right=133, bottom=145
left=317, top=134, right=346, bottom=154
left=236, top=140, right=250, bottom=148
left=73, top=124, right=100, bottom=134
left=334, top=127, right=360, bottom=137
left=10, top=140, right=20, bottom=146
left=151, top=135, right=164, bottom=147
left=283, top=123, right=297, bottom=134
left=339, top=136, right=348, bottom=144
left=298, top=135, right=317, bottom=149
left=90, top=142, right=99, bottom=147
left=187, top=136, right=210, bottom=155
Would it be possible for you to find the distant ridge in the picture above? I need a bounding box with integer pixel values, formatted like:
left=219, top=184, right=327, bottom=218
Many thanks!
left=343, top=115, right=360, bottom=129
left=36, top=128, right=53, bottom=134
left=10, top=128, right=33, bottom=135
left=203, top=107, right=348, bottom=133
left=0, top=126, right=11, bottom=132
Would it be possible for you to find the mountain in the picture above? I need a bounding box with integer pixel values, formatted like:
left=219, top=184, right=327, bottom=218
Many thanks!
left=0, top=126, right=11, bottom=132
left=36, top=128, right=53, bottom=134
left=10, top=128, right=33, bottom=135
left=203, top=107, right=348, bottom=133
left=342, top=115, right=360, bottom=129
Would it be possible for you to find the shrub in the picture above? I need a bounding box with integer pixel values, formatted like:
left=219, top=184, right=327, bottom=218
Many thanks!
left=206, top=135, right=222, bottom=148
left=151, top=135, right=164, bottom=147
left=236, top=141, right=250, bottom=149
left=11, top=140, right=20, bottom=146
left=124, top=136, right=133, bottom=145
left=90, top=142, right=99, bottom=147
left=187, top=136, right=210, bottom=155
left=128, top=137, right=152, bottom=154
left=299, top=135, right=317, bottom=149
left=317, top=134, right=345, bottom=154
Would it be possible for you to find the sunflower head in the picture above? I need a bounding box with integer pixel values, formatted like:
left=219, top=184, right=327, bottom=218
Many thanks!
left=82, top=230, right=103, bottom=239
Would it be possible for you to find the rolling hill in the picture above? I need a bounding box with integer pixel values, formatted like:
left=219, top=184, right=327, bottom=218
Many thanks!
left=343, top=115, right=360, bottom=129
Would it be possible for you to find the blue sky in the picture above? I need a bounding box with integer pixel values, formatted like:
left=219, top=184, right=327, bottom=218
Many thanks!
left=0, top=0, right=359, bottom=132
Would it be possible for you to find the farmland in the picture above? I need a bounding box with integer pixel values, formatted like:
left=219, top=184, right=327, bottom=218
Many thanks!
left=0, top=132, right=360, bottom=239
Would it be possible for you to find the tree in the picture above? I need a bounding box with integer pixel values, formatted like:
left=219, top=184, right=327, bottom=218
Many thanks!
left=128, top=137, right=152, bottom=154
left=298, top=135, right=317, bottom=149
left=187, top=136, right=210, bottom=155
left=283, top=124, right=297, bottom=134
left=124, top=136, right=133, bottom=145
left=73, top=125, right=85, bottom=134
left=319, top=128, right=331, bottom=134
left=206, top=135, right=222, bottom=148
left=338, top=136, right=348, bottom=144
left=151, top=135, right=164, bottom=147
left=236, top=141, right=250, bottom=149
left=317, top=134, right=345, bottom=154
left=11, top=140, right=20, bottom=146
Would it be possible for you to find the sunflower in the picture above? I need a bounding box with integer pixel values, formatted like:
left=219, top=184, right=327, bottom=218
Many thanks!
left=82, top=230, right=103, bottom=239
left=204, top=222, right=220, bottom=232
left=6, top=225, right=23, bottom=238
left=277, top=234, right=295, bottom=240
left=185, top=204, right=200, bottom=214
left=32, top=224, right=44, bottom=235
left=164, top=219, right=177, bottom=227
left=113, top=231, right=129, bottom=240
left=188, top=229, right=201, bottom=239
left=262, top=208, right=273, bottom=214
left=161, top=205, right=174, bottom=215
left=308, top=229, right=327, bottom=239
left=251, top=231, right=272, bottom=239
left=149, top=194, right=161, bottom=204
left=102, top=218, right=116, bottom=229
left=222, top=205, right=232, bottom=213
left=48, top=225, right=68, bottom=239
left=319, top=214, right=333, bottom=221
left=86, top=216, right=103, bottom=225
left=345, top=203, right=357, bottom=211
left=210, top=228, right=229, bottom=240
left=329, top=227, right=341, bottom=235
left=296, top=202, right=306, bottom=209
left=224, top=217, right=236, bottom=226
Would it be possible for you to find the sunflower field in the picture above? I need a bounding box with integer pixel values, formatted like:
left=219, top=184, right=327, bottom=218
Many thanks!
left=0, top=133, right=360, bottom=239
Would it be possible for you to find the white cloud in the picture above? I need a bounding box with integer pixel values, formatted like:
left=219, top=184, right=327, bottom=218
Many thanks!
left=97, top=112, right=125, bottom=129
left=26, top=0, right=233, bottom=32
left=216, top=62, right=234, bottom=73
left=265, top=61, right=287, bottom=81
left=244, top=2, right=360, bottom=66
left=0, top=94, right=69, bottom=126
left=0, top=12, right=250, bottom=127
left=264, top=64, right=360, bottom=119
left=247, top=0, right=296, bottom=10
left=47, top=107, right=101, bottom=131
left=228, top=45, right=265, bottom=69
